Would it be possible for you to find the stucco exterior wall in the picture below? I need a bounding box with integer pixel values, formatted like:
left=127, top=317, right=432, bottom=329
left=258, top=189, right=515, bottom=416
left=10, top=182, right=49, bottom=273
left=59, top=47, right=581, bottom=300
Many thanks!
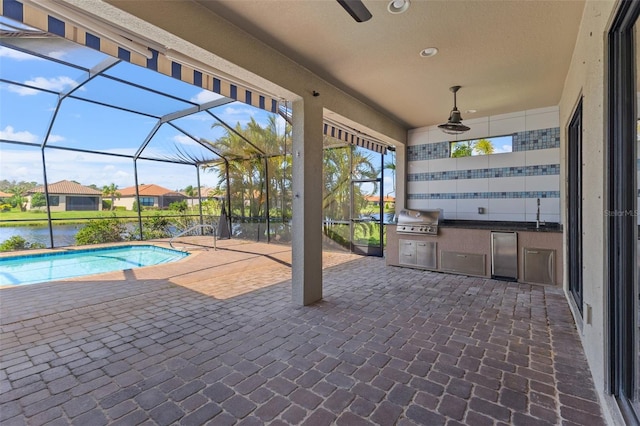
left=558, top=1, right=622, bottom=424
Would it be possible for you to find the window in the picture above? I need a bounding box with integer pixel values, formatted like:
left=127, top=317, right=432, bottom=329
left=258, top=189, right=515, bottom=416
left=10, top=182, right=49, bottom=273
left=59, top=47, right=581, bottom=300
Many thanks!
left=48, top=195, right=59, bottom=206
left=449, top=135, right=513, bottom=158
left=140, top=197, right=154, bottom=207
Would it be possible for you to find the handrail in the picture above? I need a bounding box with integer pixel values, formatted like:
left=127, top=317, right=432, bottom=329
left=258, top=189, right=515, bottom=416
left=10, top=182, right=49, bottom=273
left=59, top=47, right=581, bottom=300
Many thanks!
left=169, top=224, right=217, bottom=250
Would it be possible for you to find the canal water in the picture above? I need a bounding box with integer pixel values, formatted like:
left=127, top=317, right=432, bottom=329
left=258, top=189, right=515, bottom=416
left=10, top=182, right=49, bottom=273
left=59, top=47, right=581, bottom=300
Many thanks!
left=0, top=225, right=80, bottom=248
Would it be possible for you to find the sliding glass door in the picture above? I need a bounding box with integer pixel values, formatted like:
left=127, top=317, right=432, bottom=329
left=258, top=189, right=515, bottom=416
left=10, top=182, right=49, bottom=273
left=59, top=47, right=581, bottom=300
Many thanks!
left=608, top=1, right=640, bottom=421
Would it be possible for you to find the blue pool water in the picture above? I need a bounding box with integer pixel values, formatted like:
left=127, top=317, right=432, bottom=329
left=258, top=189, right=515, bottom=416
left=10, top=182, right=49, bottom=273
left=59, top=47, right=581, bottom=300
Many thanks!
left=0, top=245, right=189, bottom=286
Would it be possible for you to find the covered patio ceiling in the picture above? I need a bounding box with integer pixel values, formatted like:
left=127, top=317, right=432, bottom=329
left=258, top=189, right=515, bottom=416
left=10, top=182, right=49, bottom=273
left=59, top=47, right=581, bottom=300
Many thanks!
left=114, top=0, right=586, bottom=130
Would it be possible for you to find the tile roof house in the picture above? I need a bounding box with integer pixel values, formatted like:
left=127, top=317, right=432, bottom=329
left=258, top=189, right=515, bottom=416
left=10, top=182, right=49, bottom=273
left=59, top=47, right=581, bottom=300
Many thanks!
left=181, top=187, right=225, bottom=207
left=28, top=180, right=102, bottom=211
left=115, top=184, right=186, bottom=210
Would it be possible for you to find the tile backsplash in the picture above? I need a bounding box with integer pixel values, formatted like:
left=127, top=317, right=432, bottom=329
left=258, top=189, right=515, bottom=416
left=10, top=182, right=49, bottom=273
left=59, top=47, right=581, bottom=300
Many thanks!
left=407, top=106, right=561, bottom=223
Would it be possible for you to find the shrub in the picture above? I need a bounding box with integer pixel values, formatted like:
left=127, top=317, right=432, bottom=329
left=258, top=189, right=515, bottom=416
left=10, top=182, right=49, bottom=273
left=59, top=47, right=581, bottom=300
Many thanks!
left=75, top=215, right=126, bottom=245
left=0, top=236, right=45, bottom=252
left=169, top=200, right=188, bottom=213
left=102, top=200, right=112, bottom=210
left=0, top=204, right=11, bottom=212
left=30, top=192, right=46, bottom=208
left=129, top=213, right=173, bottom=240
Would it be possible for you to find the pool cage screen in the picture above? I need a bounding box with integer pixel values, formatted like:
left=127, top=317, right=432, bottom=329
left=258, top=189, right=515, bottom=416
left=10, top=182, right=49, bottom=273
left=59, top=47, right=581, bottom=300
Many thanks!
left=0, top=8, right=393, bottom=253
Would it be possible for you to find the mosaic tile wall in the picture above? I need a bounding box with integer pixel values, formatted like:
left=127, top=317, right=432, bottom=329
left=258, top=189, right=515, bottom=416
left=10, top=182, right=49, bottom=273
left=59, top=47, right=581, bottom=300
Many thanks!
left=407, top=142, right=450, bottom=161
left=408, top=164, right=560, bottom=182
left=406, top=108, right=561, bottom=222
left=407, top=127, right=560, bottom=162
left=512, top=127, right=561, bottom=151
left=408, top=191, right=560, bottom=200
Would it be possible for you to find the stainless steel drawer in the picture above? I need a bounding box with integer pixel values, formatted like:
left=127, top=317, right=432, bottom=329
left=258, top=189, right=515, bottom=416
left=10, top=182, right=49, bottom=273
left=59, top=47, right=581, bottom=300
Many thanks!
left=399, top=239, right=417, bottom=266
left=441, top=251, right=485, bottom=276
left=399, top=239, right=437, bottom=269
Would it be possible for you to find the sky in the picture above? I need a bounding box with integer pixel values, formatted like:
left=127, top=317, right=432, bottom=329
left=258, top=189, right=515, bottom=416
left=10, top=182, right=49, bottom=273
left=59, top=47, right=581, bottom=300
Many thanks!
left=0, top=17, right=394, bottom=196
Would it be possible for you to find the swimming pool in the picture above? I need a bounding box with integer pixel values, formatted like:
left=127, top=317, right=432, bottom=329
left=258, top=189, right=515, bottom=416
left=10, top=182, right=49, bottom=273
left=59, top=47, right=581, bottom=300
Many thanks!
left=0, top=245, right=189, bottom=286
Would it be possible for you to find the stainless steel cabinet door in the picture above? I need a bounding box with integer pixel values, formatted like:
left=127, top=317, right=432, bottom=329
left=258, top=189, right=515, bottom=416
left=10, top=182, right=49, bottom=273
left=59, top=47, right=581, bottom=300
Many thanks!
left=491, top=232, right=518, bottom=280
left=416, top=241, right=437, bottom=269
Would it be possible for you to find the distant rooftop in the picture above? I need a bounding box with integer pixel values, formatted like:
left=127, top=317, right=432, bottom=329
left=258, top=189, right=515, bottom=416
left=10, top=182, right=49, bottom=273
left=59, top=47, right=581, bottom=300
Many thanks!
left=30, top=180, right=102, bottom=196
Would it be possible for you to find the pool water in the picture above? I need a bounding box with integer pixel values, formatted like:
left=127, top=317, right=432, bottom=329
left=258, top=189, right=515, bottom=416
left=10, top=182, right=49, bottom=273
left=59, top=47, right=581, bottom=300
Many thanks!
left=0, top=245, right=189, bottom=286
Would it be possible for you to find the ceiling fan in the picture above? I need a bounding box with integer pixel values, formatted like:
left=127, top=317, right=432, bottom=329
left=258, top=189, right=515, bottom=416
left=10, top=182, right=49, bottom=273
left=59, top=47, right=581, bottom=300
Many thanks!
left=337, top=0, right=372, bottom=22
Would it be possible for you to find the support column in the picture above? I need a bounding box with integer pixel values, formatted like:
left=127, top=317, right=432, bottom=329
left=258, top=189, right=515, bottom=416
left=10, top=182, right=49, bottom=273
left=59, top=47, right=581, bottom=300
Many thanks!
left=291, top=97, right=323, bottom=306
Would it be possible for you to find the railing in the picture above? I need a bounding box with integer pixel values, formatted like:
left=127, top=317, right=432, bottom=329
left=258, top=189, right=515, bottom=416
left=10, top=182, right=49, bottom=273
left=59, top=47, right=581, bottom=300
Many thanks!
left=169, top=224, right=218, bottom=250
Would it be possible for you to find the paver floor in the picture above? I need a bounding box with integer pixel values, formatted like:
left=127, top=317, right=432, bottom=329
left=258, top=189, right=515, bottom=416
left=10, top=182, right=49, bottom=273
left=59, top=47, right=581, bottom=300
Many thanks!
left=0, top=240, right=605, bottom=425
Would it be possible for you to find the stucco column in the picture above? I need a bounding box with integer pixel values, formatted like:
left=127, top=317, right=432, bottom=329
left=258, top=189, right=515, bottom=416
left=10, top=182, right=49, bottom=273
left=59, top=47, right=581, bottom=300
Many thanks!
left=291, top=97, right=324, bottom=306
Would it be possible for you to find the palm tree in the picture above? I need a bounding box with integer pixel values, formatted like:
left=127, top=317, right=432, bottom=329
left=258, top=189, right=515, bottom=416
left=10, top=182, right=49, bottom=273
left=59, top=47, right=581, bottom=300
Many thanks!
left=9, top=185, right=30, bottom=212
left=204, top=116, right=291, bottom=220
left=323, top=143, right=378, bottom=220
left=102, top=183, right=121, bottom=211
left=474, top=138, right=495, bottom=155
left=183, top=185, right=198, bottom=208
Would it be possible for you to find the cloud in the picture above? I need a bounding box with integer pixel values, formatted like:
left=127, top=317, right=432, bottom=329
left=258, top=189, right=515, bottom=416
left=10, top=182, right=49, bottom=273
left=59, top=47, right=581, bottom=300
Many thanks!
left=6, top=84, right=39, bottom=96
left=190, top=90, right=224, bottom=104
left=47, top=134, right=65, bottom=143
left=173, top=134, right=199, bottom=147
left=0, top=126, right=38, bottom=143
left=219, top=105, right=257, bottom=127
left=47, top=50, right=68, bottom=60
left=7, top=76, right=80, bottom=96
left=0, top=46, right=42, bottom=61
left=222, top=106, right=255, bottom=117
left=493, top=144, right=513, bottom=154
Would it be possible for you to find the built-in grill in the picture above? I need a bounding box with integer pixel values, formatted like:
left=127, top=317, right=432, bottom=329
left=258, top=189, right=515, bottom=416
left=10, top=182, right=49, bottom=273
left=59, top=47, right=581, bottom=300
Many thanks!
left=396, top=209, right=442, bottom=235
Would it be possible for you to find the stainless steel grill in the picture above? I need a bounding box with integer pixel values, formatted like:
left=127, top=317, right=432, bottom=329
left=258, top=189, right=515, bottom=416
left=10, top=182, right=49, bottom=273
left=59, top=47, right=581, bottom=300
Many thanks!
left=396, top=209, right=442, bottom=235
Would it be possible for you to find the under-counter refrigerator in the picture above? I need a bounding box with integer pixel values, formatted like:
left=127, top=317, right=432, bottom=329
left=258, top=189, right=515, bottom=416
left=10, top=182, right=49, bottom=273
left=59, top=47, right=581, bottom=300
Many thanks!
left=491, top=231, right=518, bottom=281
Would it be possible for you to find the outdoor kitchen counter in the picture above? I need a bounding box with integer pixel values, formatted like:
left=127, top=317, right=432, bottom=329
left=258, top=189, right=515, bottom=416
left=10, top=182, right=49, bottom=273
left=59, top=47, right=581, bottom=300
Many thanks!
left=386, top=223, right=563, bottom=286
left=441, top=220, right=563, bottom=233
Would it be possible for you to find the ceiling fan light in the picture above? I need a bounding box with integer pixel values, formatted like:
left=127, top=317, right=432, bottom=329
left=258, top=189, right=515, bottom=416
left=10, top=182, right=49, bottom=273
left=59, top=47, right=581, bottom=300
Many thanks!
left=388, top=0, right=410, bottom=14
left=438, top=122, right=471, bottom=135
left=438, top=86, right=470, bottom=135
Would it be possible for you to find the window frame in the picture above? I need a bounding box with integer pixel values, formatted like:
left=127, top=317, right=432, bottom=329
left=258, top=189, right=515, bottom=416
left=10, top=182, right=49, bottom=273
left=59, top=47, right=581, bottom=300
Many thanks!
left=448, top=134, right=514, bottom=158
left=607, top=0, right=640, bottom=422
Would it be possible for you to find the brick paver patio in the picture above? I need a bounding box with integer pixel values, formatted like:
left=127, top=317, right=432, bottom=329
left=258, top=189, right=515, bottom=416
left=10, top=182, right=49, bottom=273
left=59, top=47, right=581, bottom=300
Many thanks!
left=0, top=241, right=605, bottom=425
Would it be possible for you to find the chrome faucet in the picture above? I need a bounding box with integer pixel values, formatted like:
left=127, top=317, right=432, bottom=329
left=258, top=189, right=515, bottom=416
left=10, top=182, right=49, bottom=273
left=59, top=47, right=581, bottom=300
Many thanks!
left=536, top=198, right=545, bottom=229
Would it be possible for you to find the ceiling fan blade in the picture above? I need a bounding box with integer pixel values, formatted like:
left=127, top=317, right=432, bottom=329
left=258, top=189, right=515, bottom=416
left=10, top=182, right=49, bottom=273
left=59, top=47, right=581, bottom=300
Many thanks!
left=337, top=0, right=372, bottom=22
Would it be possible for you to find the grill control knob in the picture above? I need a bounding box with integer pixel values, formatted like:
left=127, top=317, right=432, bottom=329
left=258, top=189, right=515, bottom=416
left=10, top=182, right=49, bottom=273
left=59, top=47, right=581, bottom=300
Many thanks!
left=427, top=227, right=432, bottom=233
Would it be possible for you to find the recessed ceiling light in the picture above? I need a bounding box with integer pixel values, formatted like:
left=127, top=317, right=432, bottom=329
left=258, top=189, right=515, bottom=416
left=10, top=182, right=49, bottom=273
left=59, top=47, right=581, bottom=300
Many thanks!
left=465, top=109, right=477, bottom=114
left=388, top=0, right=410, bottom=14
left=419, top=47, right=438, bottom=58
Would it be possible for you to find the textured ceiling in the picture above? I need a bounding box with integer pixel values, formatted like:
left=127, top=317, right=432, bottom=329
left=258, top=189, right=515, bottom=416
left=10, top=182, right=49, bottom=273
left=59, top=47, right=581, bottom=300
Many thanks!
left=194, top=0, right=585, bottom=129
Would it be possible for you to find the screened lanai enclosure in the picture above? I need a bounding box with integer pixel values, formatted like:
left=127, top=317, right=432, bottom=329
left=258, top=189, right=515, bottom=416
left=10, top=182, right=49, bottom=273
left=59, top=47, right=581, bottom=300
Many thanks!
left=0, top=7, right=395, bottom=255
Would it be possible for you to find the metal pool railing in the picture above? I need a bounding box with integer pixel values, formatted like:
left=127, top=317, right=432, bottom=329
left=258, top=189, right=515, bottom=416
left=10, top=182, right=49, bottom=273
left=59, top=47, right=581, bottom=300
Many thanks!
left=169, top=224, right=218, bottom=250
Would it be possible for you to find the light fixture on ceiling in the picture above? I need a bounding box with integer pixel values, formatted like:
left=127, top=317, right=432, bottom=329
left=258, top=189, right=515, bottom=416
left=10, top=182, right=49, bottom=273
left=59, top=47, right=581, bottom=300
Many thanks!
left=419, top=47, right=438, bottom=58
left=438, top=86, right=471, bottom=135
left=388, top=0, right=410, bottom=14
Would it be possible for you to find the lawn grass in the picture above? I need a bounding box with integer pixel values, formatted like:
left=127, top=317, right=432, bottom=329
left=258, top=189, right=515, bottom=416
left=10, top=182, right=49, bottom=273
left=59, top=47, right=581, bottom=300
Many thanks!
left=0, top=209, right=199, bottom=226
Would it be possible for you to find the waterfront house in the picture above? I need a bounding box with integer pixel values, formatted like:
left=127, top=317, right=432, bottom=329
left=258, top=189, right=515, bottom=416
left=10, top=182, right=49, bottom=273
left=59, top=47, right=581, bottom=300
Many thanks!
left=28, top=180, right=102, bottom=212
left=115, top=184, right=186, bottom=210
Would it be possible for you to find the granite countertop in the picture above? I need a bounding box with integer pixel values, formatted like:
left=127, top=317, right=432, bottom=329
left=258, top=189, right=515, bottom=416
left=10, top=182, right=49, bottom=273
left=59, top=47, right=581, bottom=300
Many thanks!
left=388, top=220, right=563, bottom=233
